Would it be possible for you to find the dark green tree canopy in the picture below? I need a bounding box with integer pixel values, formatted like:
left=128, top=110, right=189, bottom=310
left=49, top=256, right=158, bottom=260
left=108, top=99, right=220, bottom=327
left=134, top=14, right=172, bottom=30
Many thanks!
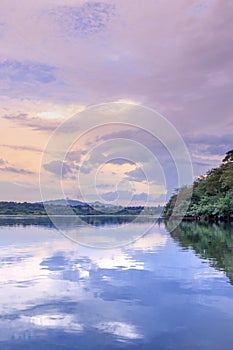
left=164, top=150, right=233, bottom=219
left=223, top=150, right=233, bottom=163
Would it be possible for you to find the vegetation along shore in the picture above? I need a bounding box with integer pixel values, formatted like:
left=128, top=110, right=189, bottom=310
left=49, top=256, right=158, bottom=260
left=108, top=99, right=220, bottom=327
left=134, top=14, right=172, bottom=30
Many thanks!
left=164, top=150, right=233, bottom=222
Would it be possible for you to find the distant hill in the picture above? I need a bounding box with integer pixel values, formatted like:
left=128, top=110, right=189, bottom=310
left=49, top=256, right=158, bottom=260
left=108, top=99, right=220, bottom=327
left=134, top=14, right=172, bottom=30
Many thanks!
left=42, top=199, right=86, bottom=207
left=0, top=200, right=163, bottom=216
left=41, top=199, right=114, bottom=207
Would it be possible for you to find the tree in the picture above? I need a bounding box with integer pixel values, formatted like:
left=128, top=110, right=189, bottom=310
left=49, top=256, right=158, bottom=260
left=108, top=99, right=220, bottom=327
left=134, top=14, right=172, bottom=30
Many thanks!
left=223, top=150, right=233, bottom=163
left=164, top=150, right=233, bottom=220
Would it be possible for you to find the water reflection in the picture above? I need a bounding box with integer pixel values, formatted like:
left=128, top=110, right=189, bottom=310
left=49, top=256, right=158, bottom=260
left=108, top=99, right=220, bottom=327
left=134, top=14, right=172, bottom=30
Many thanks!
left=0, top=216, right=161, bottom=248
left=0, top=215, right=159, bottom=227
left=168, top=221, right=233, bottom=285
left=0, top=219, right=233, bottom=349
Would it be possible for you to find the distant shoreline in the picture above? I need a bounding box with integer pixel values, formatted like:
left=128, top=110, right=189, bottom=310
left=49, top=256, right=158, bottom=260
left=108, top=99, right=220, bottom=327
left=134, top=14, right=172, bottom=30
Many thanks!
left=0, top=201, right=164, bottom=217
left=0, top=214, right=162, bottom=218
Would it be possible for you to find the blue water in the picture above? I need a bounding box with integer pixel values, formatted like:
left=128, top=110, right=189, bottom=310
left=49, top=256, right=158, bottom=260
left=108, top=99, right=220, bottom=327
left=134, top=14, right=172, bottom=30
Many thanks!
left=0, top=218, right=233, bottom=349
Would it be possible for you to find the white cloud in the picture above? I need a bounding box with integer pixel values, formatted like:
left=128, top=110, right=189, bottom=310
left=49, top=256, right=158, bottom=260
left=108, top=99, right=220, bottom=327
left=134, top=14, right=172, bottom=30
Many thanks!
left=97, top=321, right=143, bottom=341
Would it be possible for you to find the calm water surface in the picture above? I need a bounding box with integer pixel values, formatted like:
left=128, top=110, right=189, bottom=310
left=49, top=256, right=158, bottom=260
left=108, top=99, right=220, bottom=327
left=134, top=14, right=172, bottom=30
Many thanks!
left=0, top=217, right=233, bottom=350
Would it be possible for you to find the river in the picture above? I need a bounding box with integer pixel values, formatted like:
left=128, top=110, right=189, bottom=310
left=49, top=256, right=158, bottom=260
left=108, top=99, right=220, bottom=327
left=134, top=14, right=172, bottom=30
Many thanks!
left=0, top=217, right=232, bottom=349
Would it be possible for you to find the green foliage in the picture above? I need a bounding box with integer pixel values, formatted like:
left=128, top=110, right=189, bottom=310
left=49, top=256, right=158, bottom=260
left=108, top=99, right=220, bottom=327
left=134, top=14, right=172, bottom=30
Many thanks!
left=0, top=201, right=163, bottom=216
left=223, top=150, right=233, bottom=163
left=164, top=150, right=233, bottom=219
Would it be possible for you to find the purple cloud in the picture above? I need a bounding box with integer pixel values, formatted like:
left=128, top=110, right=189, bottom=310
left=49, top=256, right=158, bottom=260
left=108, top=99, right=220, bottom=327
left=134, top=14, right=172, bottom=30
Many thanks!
left=106, top=158, right=134, bottom=165
left=0, top=0, right=232, bottom=201
left=0, top=60, right=56, bottom=84
left=0, top=0, right=232, bottom=136
left=0, top=144, right=43, bottom=153
left=125, top=168, right=146, bottom=182
left=0, top=166, right=34, bottom=175
left=43, top=160, right=71, bottom=178
left=50, top=2, right=116, bottom=37
left=0, top=158, right=34, bottom=175
left=2, top=113, right=59, bottom=132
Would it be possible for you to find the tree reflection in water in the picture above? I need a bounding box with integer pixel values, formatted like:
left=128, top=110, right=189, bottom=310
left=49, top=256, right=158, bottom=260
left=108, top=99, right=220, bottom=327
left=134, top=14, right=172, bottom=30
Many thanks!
left=167, top=221, right=233, bottom=285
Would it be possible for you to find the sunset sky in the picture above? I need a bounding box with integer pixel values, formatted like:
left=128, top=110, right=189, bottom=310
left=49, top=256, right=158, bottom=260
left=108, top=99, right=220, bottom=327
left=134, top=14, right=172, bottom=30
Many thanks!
left=0, top=0, right=232, bottom=204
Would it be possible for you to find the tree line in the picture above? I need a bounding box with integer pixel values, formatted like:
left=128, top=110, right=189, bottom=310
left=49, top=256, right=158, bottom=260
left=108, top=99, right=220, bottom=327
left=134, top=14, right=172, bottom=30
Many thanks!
left=164, top=150, right=233, bottom=221
left=0, top=201, right=163, bottom=216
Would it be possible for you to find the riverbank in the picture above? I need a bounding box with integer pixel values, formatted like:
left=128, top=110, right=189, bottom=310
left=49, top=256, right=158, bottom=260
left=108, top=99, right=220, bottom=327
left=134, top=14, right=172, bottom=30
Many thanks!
left=164, top=215, right=233, bottom=223
left=164, top=150, right=233, bottom=221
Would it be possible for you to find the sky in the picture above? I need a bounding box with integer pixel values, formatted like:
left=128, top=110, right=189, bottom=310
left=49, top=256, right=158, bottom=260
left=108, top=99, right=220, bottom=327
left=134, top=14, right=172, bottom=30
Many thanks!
left=0, top=0, right=232, bottom=204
